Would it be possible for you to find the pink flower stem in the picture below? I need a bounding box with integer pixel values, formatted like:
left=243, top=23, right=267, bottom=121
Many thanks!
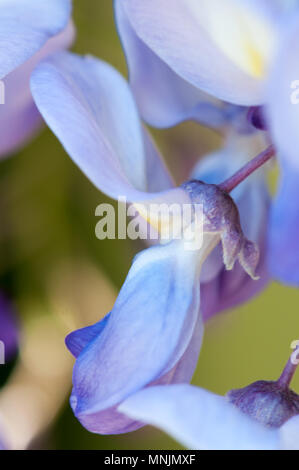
left=277, top=345, right=299, bottom=389
left=218, top=145, right=276, bottom=193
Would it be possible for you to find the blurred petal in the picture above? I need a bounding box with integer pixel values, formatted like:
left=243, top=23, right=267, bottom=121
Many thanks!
left=268, top=164, right=299, bottom=286
left=122, top=0, right=276, bottom=105
left=0, top=21, right=75, bottom=158
left=0, top=294, right=18, bottom=360
left=68, top=241, right=202, bottom=434
left=267, top=14, right=299, bottom=171
left=271, top=0, right=299, bottom=13
left=115, top=0, right=229, bottom=128
left=31, top=52, right=185, bottom=205
left=0, top=0, right=72, bottom=79
left=280, top=415, right=299, bottom=450
left=0, top=428, right=6, bottom=450
left=119, top=385, right=280, bottom=450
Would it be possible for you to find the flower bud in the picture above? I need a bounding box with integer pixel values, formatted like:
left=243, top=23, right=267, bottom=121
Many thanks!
left=182, top=180, right=259, bottom=279
left=227, top=380, right=299, bottom=428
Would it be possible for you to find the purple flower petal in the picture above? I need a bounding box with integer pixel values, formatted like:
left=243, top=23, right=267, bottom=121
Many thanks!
left=0, top=21, right=75, bottom=158
left=0, top=294, right=18, bottom=360
left=65, top=314, right=111, bottom=359
left=0, top=0, right=72, bottom=79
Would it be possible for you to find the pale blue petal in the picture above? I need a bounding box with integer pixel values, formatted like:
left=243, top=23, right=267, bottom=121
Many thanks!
left=115, top=0, right=230, bottom=128
left=122, top=0, right=272, bottom=106
left=119, top=385, right=280, bottom=450
left=31, top=52, right=183, bottom=204
left=69, top=315, right=203, bottom=435
left=267, top=13, right=299, bottom=170
left=280, top=415, right=299, bottom=450
left=0, top=0, right=72, bottom=79
left=70, top=242, right=202, bottom=434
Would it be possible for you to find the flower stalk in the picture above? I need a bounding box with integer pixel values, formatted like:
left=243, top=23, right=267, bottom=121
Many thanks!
left=278, top=345, right=299, bottom=390
left=218, top=145, right=276, bottom=193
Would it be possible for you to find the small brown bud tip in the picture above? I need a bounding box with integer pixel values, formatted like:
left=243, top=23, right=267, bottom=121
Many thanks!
left=226, top=380, right=299, bottom=428
left=181, top=180, right=259, bottom=279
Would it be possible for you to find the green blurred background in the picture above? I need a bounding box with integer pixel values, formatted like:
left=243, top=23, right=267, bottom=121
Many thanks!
left=0, top=0, right=298, bottom=450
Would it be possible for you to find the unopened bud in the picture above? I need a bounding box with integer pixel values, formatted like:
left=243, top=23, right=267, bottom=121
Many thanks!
left=182, top=180, right=259, bottom=279
left=227, top=380, right=299, bottom=428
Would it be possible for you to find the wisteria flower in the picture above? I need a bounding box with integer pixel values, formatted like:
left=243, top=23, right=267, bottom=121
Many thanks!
left=0, top=0, right=73, bottom=157
left=118, top=0, right=299, bottom=286
left=30, top=50, right=270, bottom=316
left=119, top=0, right=282, bottom=106
left=119, top=348, right=299, bottom=450
left=30, top=51, right=264, bottom=433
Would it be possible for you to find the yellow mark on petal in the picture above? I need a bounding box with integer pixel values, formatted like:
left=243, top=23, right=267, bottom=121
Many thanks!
left=133, top=203, right=162, bottom=232
left=244, top=41, right=265, bottom=79
left=133, top=202, right=198, bottom=242
left=195, top=0, right=275, bottom=79
left=133, top=202, right=181, bottom=235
